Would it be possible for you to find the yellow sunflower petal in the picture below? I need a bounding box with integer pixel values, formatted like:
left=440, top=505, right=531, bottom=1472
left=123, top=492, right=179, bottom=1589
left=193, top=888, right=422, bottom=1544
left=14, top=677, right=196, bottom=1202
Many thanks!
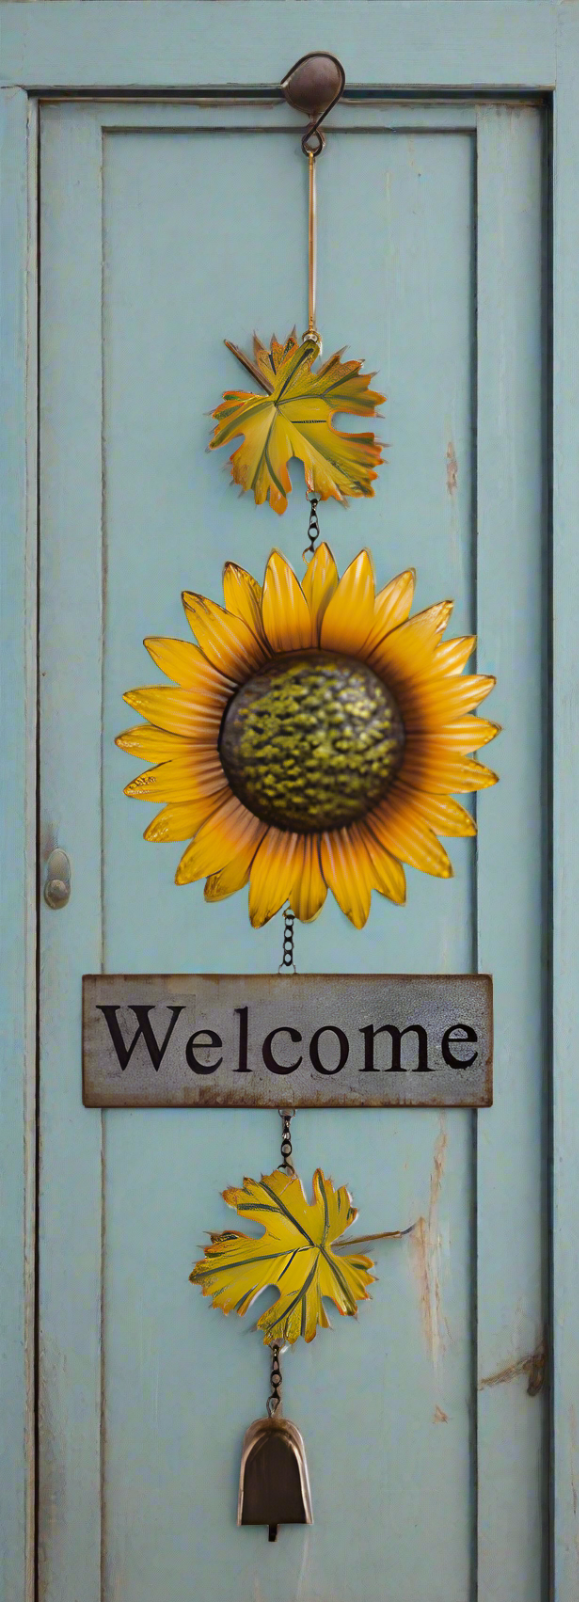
left=204, top=822, right=267, bottom=903
left=289, top=836, right=327, bottom=922
left=175, top=794, right=262, bottom=885
left=356, top=823, right=406, bottom=904
left=320, top=829, right=372, bottom=929
left=124, top=752, right=226, bottom=802
left=222, top=563, right=267, bottom=644
left=123, top=687, right=223, bottom=741
left=144, top=795, right=225, bottom=843
left=422, top=716, right=501, bottom=753
left=116, top=725, right=190, bottom=760
left=248, top=829, right=304, bottom=928
left=396, top=787, right=476, bottom=838
left=366, top=797, right=453, bottom=878
left=261, top=551, right=314, bottom=651
left=301, top=542, right=339, bottom=637
left=404, top=674, right=496, bottom=727
left=369, top=601, right=453, bottom=685
left=320, top=549, right=375, bottom=656
left=363, top=569, right=415, bottom=655
left=401, top=749, right=498, bottom=794
left=433, top=634, right=476, bottom=675
left=144, top=637, right=234, bottom=694
left=182, top=593, right=266, bottom=681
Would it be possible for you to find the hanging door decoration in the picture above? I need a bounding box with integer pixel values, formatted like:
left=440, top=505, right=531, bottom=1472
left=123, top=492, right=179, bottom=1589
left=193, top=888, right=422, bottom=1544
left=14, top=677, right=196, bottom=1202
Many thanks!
left=106, top=51, right=500, bottom=1539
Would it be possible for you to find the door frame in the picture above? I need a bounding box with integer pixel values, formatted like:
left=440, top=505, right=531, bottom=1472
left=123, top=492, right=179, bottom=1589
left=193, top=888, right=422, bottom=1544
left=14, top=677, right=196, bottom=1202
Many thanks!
left=1, top=5, right=577, bottom=1599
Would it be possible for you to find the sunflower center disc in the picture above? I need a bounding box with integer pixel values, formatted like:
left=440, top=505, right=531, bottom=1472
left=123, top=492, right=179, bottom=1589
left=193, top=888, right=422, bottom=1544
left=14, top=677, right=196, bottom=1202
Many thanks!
left=219, top=650, right=405, bottom=833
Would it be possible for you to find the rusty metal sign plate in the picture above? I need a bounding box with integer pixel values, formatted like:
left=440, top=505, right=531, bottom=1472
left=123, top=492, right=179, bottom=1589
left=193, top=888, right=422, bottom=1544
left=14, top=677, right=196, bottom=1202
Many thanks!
left=82, top=974, right=492, bottom=1108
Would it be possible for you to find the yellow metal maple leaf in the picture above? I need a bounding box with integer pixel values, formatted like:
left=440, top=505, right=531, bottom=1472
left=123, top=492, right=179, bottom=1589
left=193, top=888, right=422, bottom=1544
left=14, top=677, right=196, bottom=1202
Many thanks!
left=209, top=331, right=385, bottom=514
left=190, top=1167, right=376, bottom=1344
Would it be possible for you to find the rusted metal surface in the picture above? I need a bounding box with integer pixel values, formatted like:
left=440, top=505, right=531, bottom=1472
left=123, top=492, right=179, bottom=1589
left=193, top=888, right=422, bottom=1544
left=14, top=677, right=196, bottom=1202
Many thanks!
left=82, top=973, right=493, bottom=1108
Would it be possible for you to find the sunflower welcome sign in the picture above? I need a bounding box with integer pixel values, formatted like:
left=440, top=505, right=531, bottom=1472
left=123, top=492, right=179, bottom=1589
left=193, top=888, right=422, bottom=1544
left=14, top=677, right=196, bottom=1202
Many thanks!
left=109, top=53, right=498, bottom=1540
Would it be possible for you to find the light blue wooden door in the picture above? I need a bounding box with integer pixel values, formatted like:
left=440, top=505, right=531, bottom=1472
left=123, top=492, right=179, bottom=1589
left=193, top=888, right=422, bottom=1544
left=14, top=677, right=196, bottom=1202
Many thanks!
left=39, top=94, right=546, bottom=1601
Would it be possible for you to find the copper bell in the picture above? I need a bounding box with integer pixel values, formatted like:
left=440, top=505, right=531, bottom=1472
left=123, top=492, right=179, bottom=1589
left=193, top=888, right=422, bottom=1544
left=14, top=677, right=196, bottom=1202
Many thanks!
left=238, top=1414, right=313, bottom=1542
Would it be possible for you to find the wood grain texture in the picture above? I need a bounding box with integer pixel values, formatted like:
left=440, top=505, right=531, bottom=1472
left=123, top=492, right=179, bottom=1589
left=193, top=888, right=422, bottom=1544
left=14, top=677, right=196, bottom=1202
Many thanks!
left=0, top=1, right=557, bottom=93
left=37, top=92, right=548, bottom=1600
left=4, top=0, right=576, bottom=1591
left=0, top=84, right=37, bottom=1602
left=38, top=107, right=104, bottom=1602
left=476, top=103, right=547, bottom=1602
left=41, top=100, right=477, bottom=1602
left=553, top=11, right=579, bottom=1600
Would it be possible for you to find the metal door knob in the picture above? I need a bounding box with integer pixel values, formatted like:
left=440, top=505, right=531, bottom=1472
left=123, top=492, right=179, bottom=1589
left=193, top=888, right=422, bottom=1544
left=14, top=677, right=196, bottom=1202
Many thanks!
left=44, top=849, right=71, bottom=909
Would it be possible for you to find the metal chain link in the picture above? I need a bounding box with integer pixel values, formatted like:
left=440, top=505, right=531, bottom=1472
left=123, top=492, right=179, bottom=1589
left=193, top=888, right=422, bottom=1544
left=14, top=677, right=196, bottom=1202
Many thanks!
left=266, top=1343, right=283, bottom=1417
left=278, top=1109, right=295, bottom=1174
left=302, top=495, right=320, bottom=563
left=278, top=907, right=296, bottom=974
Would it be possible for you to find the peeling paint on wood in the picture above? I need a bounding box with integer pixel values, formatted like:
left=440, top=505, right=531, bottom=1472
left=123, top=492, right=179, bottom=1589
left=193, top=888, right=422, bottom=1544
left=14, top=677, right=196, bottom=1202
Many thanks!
left=479, top=1336, right=546, bottom=1396
left=446, top=439, right=458, bottom=495
left=410, top=1120, right=448, bottom=1368
left=433, top=1405, right=449, bottom=1424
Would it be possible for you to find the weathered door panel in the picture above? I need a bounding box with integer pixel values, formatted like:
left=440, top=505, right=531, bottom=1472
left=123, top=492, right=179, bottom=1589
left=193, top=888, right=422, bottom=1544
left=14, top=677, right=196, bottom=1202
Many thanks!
left=39, top=98, right=546, bottom=1602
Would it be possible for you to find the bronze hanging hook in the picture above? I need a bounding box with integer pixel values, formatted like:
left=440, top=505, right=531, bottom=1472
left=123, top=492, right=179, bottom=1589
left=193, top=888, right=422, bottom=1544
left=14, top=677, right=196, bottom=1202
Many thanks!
left=281, top=52, right=345, bottom=343
left=281, top=51, right=346, bottom=157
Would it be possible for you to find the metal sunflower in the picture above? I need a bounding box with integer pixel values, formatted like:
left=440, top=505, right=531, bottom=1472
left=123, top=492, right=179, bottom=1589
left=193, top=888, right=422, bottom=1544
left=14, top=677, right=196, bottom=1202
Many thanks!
left=117, top=544, right=500, bottom=928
